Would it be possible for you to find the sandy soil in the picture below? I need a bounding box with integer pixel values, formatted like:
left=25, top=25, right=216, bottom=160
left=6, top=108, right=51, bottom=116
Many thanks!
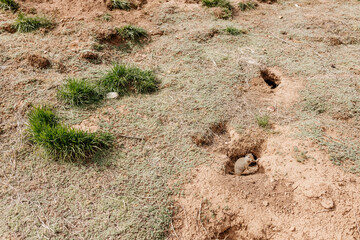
left=171, top=70, right=360, bottom=240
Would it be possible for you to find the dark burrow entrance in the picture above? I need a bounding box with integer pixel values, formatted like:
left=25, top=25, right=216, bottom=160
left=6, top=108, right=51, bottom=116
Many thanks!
left=260, top=68, right=281, bottom=89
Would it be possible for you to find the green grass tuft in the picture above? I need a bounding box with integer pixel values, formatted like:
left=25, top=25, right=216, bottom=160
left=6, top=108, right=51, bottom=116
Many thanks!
left=256, top=114, right=270, bottom=128
left=202, top=0, right=233, bottom=19
left=0, top=0, right=19, bottom=11
left=99, top=63, right=158, bottom=96
left=102, top=13, right=112, bottom=21
left=57, top=79, right=102, bottom=106
left=35, top=125, right=113, bottom=162
left=28, top=106, right=59, bottom=139
left=116, top=25, right=149, bottom=44
left=27, top=106, right=113, bottom=162
left=202, top=0, right=232, bottom=9
left=238, top=1, right=257, bottom=11
left=224, top=26, right=246, bottom=35
left=13, top=13, right=53, bottom=32
left=111, top=0, right=131, bottom=10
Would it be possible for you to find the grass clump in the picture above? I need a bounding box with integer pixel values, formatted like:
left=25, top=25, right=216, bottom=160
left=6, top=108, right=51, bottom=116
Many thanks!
left=256, top=114, right=270, bottom=128
left=99, top=63, right=158, bottom=96
left=102, top=13, right=112, bottom=21
left=116, top=25, right=149, bottom=44
left=0, top=0, right=19, bottom=11
left=202, top=0, right=232, bottom=9
left=13, top=13, right=53, bottom=32
left=111, top=0, right=131, bottom=10
left=238, top=1, right=257, bottom=11
left=202, top=0, right=233, bottom=19
left=27, top=106, right=113, bottom=162
left=224, top=26, right=246, bottom=35
left=57, top=79, right=102, bottom=106
left=28, top=106, right=59, bottom=139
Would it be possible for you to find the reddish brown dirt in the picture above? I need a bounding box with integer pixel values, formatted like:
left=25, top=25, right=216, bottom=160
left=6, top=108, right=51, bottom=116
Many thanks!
left=27, top=54, right=51, bottom=69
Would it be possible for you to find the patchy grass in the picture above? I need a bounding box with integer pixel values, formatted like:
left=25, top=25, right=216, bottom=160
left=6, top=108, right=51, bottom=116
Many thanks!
left=102, top=13, right=112, bottom=21
left=202, top=0, right=233, bottom=19
left=256, top=114, right=270, bottom=128
left=111, top=0, right=131, bottom=10
left=238, top=1, right=257, bottom=11
left=27, top=106, right=113, bottom=162
left=99, top=63, right=158, bottom=96
left=3, top=1, right=360, bottom=239
left=27, top=106, right=59, bottom=138
left=57, top=79, right=102, bottom=106
left=202, top=0, right=232, bottom=9
left=92, top=43, right=104, bottom=51
left=298, top=122, right=360, bottom=171
left=116, top=25, right=149, bottom=45
left=0, top=0, right=19, bottom=11
left=13, top=13, right=53, bottom=32
left=224, top=26, right=246, bottom=35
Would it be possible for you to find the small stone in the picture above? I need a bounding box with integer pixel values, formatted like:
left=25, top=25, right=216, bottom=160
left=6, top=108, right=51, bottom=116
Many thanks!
left=106, top=92, right=119, bottom=99
left=290, top=226, right=296, bottom=232
left=320, top=198, right=334, bottom=209
left=263, top=201, right=269, bottom=207
left=279, top=16, right=283, bottom=19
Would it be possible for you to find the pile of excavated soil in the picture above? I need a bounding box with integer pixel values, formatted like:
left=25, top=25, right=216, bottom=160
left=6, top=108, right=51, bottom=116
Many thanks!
left=171, top=125, right=360, bottom=239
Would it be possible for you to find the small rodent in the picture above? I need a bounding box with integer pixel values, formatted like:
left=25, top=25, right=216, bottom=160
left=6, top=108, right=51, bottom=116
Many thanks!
left=234, top=153, right=258, bottom=176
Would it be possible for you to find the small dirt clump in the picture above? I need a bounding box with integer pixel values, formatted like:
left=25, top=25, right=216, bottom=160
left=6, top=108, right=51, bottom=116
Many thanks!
left=27, top=54, right=51, bottom=69
left=1, top=23, right=16, bottom=33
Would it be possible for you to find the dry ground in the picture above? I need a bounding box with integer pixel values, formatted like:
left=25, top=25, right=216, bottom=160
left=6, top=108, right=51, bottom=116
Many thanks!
left=1, top=0, right=360, bottom=239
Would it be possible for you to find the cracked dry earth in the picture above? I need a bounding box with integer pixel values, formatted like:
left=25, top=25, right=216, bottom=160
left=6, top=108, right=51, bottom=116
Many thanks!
left=170, top=69, right=360, bottom=240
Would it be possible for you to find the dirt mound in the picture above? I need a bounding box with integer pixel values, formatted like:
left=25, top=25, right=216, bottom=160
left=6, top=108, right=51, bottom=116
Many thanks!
left=171, top=125, right=360, bottom=239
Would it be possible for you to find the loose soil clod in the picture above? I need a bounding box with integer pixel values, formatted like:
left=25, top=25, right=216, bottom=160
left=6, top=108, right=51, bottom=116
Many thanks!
left=27, top=54, right=51, bottom=69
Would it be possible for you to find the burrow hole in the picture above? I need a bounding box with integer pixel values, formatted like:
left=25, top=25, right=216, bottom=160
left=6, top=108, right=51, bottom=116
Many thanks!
left=260, top=68, right=281, bottom=89
left=224, top=153, right=260, bottom=175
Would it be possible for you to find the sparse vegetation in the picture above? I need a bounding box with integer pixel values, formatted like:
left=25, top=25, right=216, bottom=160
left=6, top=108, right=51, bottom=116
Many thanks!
left=238, top=1, right=257, bottom=11
left=28, top=106, right=113, bottom=162
left=102, top=13, right=112, bottom=21
left=202, top=0, right=232, bottom=9
left=224, top=26, right=246, bottom=35
left=13, top=13, right=53, bottom=32
left=0, top=0, right=19, bottom=11
left=99, top=63, right=158, bottom=96
left=256, top=114, right=270, bottom=128
left=3, top=0, right=360, bottom=239
left=111, top=0, right=131, bottom=10
left=92, top=43, right=104, bottom=51
left=57, top=79, right=102, bottom=106
left=202, top=0, right=233, bottom=19
left=116, top=25, right=149, bottom=44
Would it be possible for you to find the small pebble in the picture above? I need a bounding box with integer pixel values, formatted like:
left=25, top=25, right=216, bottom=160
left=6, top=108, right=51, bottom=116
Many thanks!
left=320, top=198, right=334, bottom=209
left=106, top=92, right=119, bottom=99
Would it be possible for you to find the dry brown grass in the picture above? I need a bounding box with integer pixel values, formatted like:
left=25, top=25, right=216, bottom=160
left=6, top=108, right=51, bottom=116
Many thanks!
left=1, top=0, right=360, bottom=239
